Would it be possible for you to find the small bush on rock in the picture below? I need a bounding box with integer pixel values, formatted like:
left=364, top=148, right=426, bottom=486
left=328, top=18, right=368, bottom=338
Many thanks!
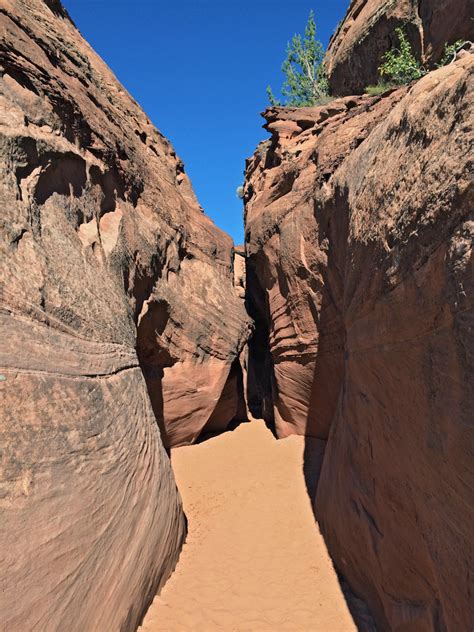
left=437, top=40, right=468, bottom=67
left=367, top=32, right=470, bottom=94
left=379, top=27, right=425, bottom=85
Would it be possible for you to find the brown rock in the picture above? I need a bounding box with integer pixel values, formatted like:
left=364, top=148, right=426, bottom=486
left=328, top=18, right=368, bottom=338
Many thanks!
left=245, top=90, right=408, bottom=437
left=325, top=0, right=474, bottom=95
left=245, top=56, right=473, bottom=630
left=0, top=0, right=249, bottom=629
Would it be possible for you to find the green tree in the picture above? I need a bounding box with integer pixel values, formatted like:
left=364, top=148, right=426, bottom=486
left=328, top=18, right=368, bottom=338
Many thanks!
left=267, top=10, right=328, bottom=107
left=379, top=27, right=425, bottom=85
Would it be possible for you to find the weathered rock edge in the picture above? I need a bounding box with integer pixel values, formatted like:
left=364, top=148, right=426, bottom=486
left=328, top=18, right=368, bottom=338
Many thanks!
left=0, top=0, right=249, bottom=629
left=245, top=57, right=473, bottom=630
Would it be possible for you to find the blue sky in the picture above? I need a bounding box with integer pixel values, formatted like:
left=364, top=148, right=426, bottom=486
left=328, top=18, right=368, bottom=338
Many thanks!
left=62, top=0, right=349, bottom=243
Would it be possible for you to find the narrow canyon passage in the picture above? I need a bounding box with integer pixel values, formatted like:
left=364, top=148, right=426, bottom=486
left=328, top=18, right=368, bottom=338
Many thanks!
left=139, top=419, right=356, bottom=632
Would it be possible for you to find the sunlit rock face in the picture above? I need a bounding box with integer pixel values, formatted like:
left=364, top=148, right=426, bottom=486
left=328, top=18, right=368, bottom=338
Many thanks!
left=0, top=0, right=249, bottom=629
left=245, top=55, right=473, bottom=630
left=325, top=0, right=474, bottom=95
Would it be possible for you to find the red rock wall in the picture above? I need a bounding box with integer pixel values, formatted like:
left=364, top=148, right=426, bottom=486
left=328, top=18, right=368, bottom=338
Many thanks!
left=245, top=92, right=408, bottom=437
left=244, top=56, right=473, bottom=630
left=0, top=0, right=249, bottom=629
left=325, top=0, right=474, bottom=95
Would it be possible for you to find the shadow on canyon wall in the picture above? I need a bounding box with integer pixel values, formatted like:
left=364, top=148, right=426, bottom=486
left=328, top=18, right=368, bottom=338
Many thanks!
left=302, top=436, right=378, bottom=632
left=243, top=211, right=378, bottom=629
left=196, top=357, right=249, bottom=443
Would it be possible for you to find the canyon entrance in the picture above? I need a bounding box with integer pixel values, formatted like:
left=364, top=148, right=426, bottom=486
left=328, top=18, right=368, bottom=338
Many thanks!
left=140, top=420, right=361, bottom=632
left=1, top=0, right=472, bottom=631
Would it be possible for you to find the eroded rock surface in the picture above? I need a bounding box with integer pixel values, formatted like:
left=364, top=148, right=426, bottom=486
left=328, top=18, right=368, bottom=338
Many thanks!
left=245, top=56, right=473, bottom=630
left=325, top=0, right=474, bottom=95
left=245, top=90, right=408, bottom=437
left=0, top=0, right=249, bottom=629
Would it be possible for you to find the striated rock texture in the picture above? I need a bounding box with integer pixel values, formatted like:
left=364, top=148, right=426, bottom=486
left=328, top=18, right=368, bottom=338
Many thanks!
left=245, top=90, right=408, bottom=438
left=0, top=0, right=248, bottom=630
left=325, top=0, right=474, bottom=96
left=245, top=55, right=473, bottom=630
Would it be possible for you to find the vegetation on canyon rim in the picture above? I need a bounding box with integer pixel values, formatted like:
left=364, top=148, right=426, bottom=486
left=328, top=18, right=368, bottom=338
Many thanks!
left=266, top=10, right=329, bottom=107
left=268, top=12, right=470, bottom=104
left=437, top=38, right=469, bottom=66
left=380, top=27, right=425, bottom=83
left=265, top=14, right=424, bottom=106
left=366, top=28, right=469, bottom=95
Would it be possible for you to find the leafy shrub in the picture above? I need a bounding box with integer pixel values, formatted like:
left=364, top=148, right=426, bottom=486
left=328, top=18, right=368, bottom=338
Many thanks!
left=379, top=27, right=425, bottom=85
left=437, top=40, right=468, bottom=67
left=368, top=32, right=470, bottom=94
left=236, top=185, right=245, bottom=199
left=267, top=10, right=329, bottom=107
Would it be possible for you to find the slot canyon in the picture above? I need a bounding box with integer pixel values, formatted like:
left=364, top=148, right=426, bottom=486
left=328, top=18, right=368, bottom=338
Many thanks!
left=0, top=0, right=473, bottom=631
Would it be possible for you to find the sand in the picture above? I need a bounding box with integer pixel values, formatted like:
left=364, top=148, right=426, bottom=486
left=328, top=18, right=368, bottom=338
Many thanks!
left=140, top=420, right=356, bottom=632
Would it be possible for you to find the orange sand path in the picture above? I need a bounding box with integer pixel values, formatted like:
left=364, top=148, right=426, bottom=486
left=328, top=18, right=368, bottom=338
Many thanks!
left=140, top=420, right=356, bottom=632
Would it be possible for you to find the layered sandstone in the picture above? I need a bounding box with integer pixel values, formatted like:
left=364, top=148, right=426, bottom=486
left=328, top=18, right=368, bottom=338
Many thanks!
left=244, top=55, right=473, bottom=630
left=245, top=90, right=408, bottom=437
left=325, top=0, right=474, bottom=95
left=0, top=0, right=248, bottom=629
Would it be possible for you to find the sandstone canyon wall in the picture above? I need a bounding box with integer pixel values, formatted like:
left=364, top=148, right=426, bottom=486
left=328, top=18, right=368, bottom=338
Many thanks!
left=245, top=51, right=473, bottom=632
left=325, top=0, right=474, bottom=95
left=0, top=0, right=249, bottom=629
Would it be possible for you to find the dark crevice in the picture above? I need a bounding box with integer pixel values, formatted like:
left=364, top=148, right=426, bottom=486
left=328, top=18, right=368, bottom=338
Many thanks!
left=50, top=94, right=93, bottom=146
left=136, top=299, right=175, bottom=452
left=11, top=228, right=27, bottom=247
left=245, top=256, right=276, bottom=434
left=89, top=163, right=125, bottom=214
left=128, top=254, right=164, bottom=324
left=196, top=357, right=249, bottom=444
left=2, top=66, right=40, bottom=95
left=34, top=152, right=87, bottom=204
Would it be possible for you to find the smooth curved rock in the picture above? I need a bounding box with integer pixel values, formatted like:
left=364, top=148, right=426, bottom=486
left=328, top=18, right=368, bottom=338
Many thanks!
left=0, top=0, right=249, bottom=629
left=316, top=56, right=474, bottom=632
left=245, top=91, right=408, bottom=437
left=325, top=0, right=474, bottom=95
left=245, top=56, right=473, bottom=630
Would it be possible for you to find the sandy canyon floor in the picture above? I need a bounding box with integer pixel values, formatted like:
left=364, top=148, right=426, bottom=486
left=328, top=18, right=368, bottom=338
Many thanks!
left=140, top=420, right=356, bottom=632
